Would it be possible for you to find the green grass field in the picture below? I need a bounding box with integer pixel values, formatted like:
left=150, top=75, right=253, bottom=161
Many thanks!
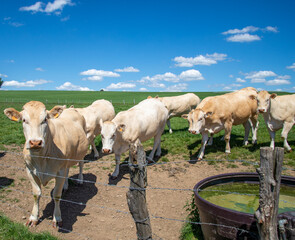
left=0, top=90, right=295, bottom=169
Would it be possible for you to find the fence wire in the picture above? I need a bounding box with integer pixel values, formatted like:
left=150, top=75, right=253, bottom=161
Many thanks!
left=0, top=150, right=294, bottom=240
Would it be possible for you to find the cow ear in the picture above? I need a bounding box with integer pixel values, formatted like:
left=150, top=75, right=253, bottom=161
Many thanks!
left=117, top=124, right=126, bottom=133
left=181, top=114, right=188, bottom=119
left=147, top=96, right=152, bottom=99
left=69, top=105, right=74, bottom=108
left=155, top=95, right=159, bottom=99
left=205, top=111, right=213, bottom=118
left=270, top=93, right=277, bottom=99
left=4, top=108, right=22, bottom=122
left=249, top=95, right=256, bottom=100
left=47, top=105, right=64, bottom=119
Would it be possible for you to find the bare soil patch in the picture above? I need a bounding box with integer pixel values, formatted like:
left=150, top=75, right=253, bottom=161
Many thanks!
left=0, top=147, right=263, bottom=240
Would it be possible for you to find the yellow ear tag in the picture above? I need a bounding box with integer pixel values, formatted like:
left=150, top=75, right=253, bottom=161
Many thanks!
left=12, top=116, right=18, bottom=121
left=54, top=113, right=59, bottom=118
left=119, top=127, right=123, bottom=132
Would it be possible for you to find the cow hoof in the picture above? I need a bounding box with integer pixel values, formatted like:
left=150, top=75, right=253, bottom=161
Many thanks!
left=25, top=219, right=38, bottom=227
left=225, top=150, right=231, bottom=154
left=252, top=140, right=257, bottom=145
left=110, top=175, right=118, bottom=180
left=287, top=149, right=292, bottom=153
left=198, top=158, right=202, bottom=161
left=52, top=221, right=63, bottom=228
left=244, top=141, right=248, bottom=146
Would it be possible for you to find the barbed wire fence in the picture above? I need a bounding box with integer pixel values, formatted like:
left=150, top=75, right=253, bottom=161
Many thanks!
left=0, top=149, right=294, bottom=239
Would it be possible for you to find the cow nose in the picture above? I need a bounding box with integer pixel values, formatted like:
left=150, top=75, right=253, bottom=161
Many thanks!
left=102, top=149, right=111, bottom=154
left=259, top=109, right=265, bottom=113
left=189, top=130, right=196, bottom=134
left=29, top=140, right=43, bottom=149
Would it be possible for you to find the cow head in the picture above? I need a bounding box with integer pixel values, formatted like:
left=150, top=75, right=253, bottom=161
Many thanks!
left=100, top=119, right=125, bottom=154
left=4, top=101, right=65, bottom=150
left=182, top=109, right=212, bottom=135
left=257, top=90, right=277, bottom=113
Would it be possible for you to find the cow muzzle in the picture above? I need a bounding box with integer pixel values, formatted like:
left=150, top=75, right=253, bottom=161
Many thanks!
left=258, top=109, right=266, bottom=113
left=102, top=149, right=112, bottom=154
left=189, top=130, right=198, bottom=135
left=29, top=140, right=43, bottom=149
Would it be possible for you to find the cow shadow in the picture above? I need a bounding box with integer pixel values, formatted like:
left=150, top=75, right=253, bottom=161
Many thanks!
left=0, top=152, right=6, bottom=159
left=0, top=177, right=14, bottom=189
left=40, top=173, right=98, bottom=233
left=187, top=133, right=261, bottom=160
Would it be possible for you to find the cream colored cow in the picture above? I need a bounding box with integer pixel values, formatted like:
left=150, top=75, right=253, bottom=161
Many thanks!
left=73, top=99, right=115, bottom=158
left=4, top=101, right=89, bottom=228
left=148, top=93, right=200, bottom=133
left=100, top=99, right=169, bottom=178
left=257, top=90, right=295, bottom=151
left=182, top=87, right=258, bottom=160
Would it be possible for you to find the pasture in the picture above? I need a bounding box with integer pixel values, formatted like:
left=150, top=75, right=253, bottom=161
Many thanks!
left=0, top=90, right=294, bottom=240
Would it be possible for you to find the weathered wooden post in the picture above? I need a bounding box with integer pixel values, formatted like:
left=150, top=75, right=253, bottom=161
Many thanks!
left=255, top=147, right=284, bottom=240
left=126, top=139, right=152, bottom=240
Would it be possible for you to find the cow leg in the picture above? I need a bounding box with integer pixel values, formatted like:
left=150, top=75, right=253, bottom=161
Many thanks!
left=53, top=170, right=66, bottom=228
left=111, top=154, right=121, bottom=179
left=281, top=121, right=293, bottom=152
left=207, top=133, right=214, bottom=146
left=78, top=161, right=84, bottom=185
left=25, top=168, right=41, bottom=227
left=167, top=119, right=173, bottom=134
left=63, top=168, right=69, bottom=191
left=268, top=128, right=276, bottom=150
left=250, top=116, right=259, bottom=144
left=91, top=140, right=99, bottom=158
left=224, top=121, right=233, bottom=153
left=149, top=133, right=162, bottom=161
left=198, top=132, right=209, bottom=160
left=242, top=120, right=251, bottom=146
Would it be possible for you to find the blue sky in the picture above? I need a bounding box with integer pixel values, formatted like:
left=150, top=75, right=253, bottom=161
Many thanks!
left=1, top=0, right=295, bottom=92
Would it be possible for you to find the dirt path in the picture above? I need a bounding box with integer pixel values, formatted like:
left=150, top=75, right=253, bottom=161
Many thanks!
left=0, top=148, right=264, bottom=240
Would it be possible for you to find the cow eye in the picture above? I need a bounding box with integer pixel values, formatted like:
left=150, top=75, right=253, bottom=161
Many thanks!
left=23, top=119, right=27, bottom=124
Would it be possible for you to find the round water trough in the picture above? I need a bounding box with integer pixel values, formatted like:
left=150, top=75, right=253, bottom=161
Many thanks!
left=194, top=172, right=295, bottom=240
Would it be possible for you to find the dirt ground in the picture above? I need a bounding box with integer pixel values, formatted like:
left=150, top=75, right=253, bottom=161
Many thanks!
left=0, top=145, right=287, bottom=240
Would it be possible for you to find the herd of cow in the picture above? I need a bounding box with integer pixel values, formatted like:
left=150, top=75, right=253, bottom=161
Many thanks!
left=3, top=87, right=294, bottom=228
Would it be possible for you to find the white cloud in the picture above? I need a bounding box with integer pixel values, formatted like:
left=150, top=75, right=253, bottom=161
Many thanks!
left=164, top=83, right=188, bottom=92
left=287, top=63, right=295, bottom=71
left=139, top=88, right=148, bottom=91
left=223, top=26, right=278, bottom=43
left=223, top=83, right=242, bottom=90
left=179, top=69, right=204, bottom=81
left=35, top=67, right=44, bottom=71
left=114, top=66, right=140, bottom=72
left=226, top=33, right=261, bottom=42
left=19, top=0, right=74, bottom=14
left=222, top=26, right=259, bottom=35
left=80, top=69, right=120, bottom=81
left=61, top=16, right=70, bottom=21
left=19, top=2, right=43, bottom=12
left=3, top=17, right=24, bottom=27
left=264, top=26, right=278, bottom=33
left=44, top=0, right=74, bottom=13
left=106, top=82, right=136, bottom=90
left=236, top=78, right=246, bottom=83
left=56, top=82, right=93, bottom=91
left=246, top=71, right=277, bottom=79
left=138, top=69, right=204, bottom=89
left=3, top=79, right=50, bottom=88
left=174, top=53, right=227, bottom=67
left=265, top=79, right=291, bottom=86
left=0, top=73, right=8, bottom=78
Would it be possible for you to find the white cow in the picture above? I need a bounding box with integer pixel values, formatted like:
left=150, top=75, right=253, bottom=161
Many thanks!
left=148, top=93, right=200, bottom=133
left=4, top=101, right=89, bottom=228
left=73, top=99, right=115, bottom=158
left=257, top=90, right=295, bottom=151
left=100, top=99, right=169, bottom=178
left=182, top=87, right=258, bottom=160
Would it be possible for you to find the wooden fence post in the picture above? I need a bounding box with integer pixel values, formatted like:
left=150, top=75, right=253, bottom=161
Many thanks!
left=126, top=139, right=152, bottom=240
left=255, top=147, right=284, bottom=240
